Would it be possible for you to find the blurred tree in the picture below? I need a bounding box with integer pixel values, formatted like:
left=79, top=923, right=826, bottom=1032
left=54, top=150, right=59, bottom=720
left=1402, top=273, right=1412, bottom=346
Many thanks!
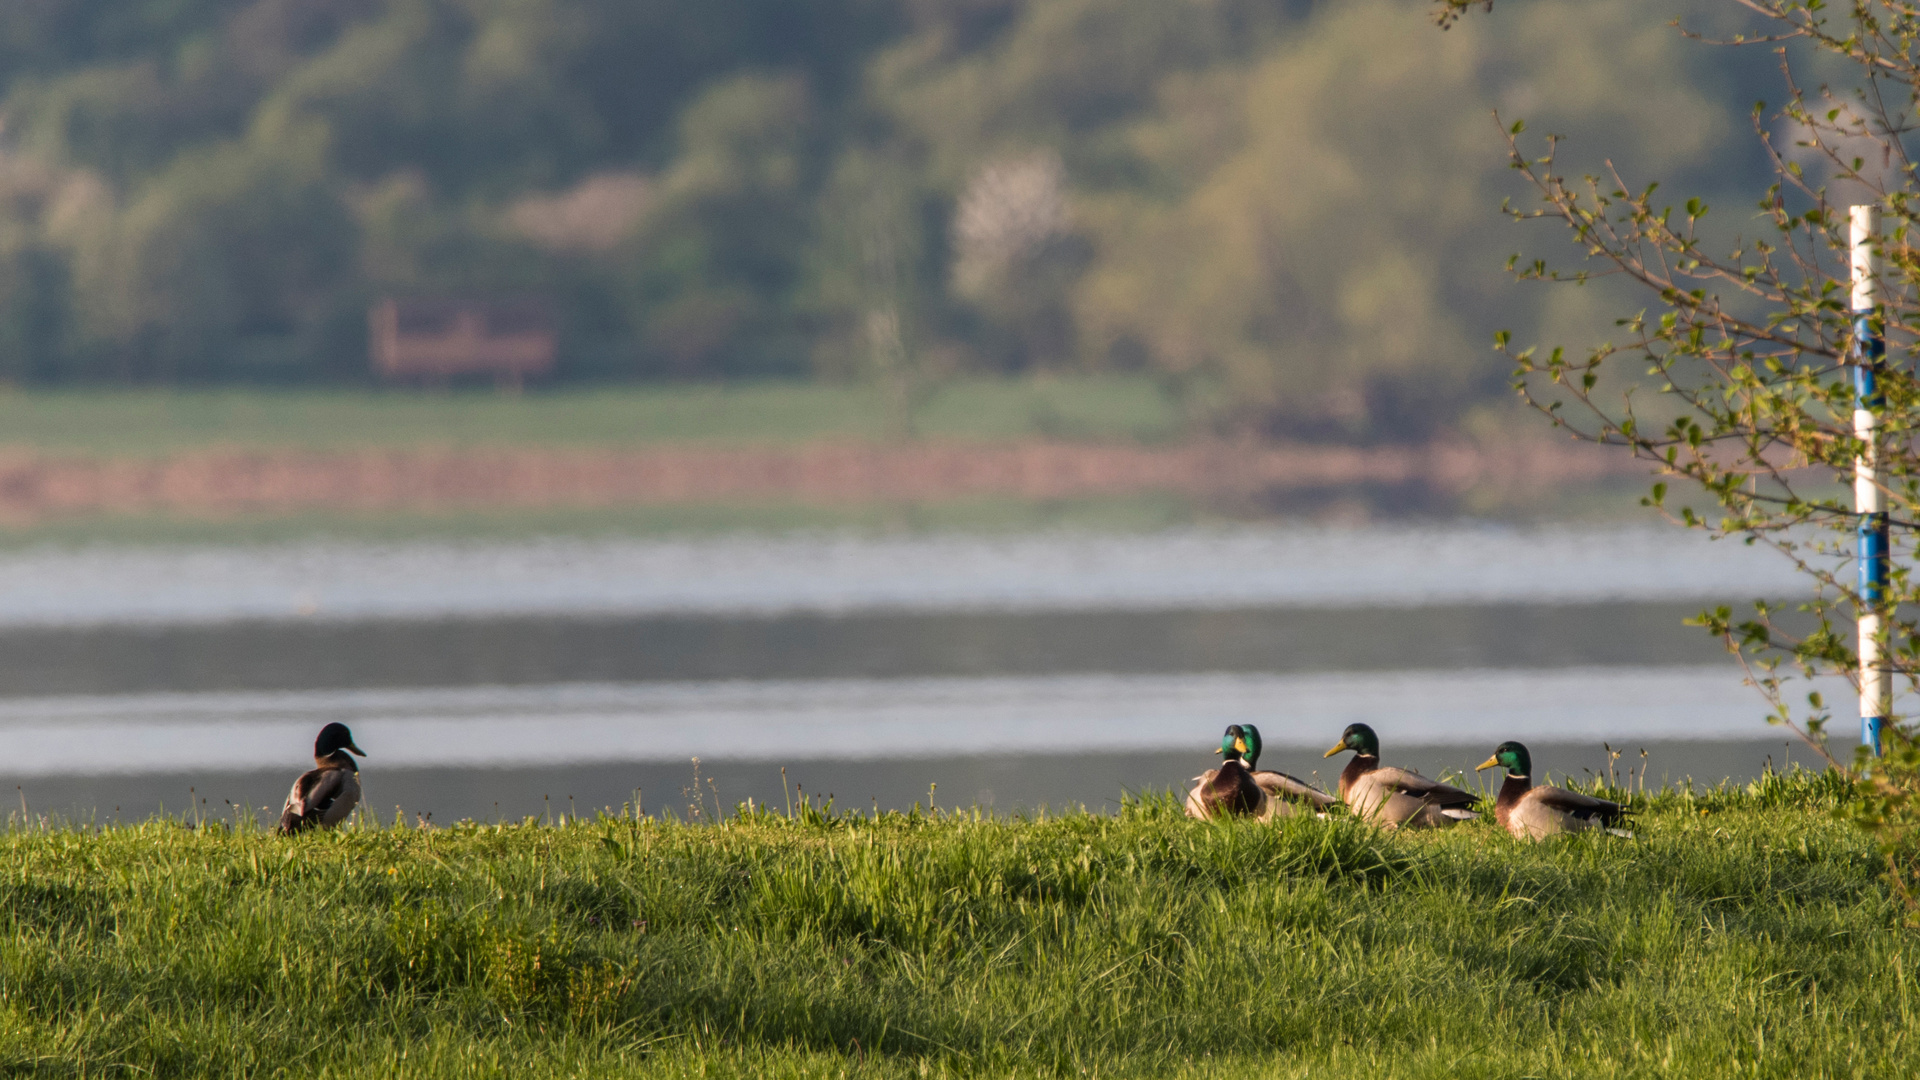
left=1444, top=0, right=1920, bottom=900
left=0, top=156, right=76, bottom=381
left=864, top=0, right=1300, bottom=376
left=830, top=147, right=937, bottom=436
left=617, top=72, right=818, bottom=378
left=0, top=0, right=1777, bottom=402
left=1073, top=0, right=1735, bottom=440
left=65, top=124, right=354, bottom=380
left=949, top=149, right=1088, bottom=370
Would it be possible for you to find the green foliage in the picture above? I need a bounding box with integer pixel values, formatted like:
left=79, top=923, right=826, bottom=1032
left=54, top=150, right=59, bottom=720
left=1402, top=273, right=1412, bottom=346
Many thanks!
left=0, top=0, right=1776, bottom=441
left=1075, top=0, right=1737, bottom=438
left=1466, top=0, right=1920, bottom=901
left=0, top=782, right=1911, bottom=1077
left=1846, top=732, right=1920, bottom=920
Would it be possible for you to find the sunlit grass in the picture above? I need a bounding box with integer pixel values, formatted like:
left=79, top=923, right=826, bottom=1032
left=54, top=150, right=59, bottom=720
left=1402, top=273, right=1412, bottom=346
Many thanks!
left=0, top=771, right=1909, bottom=1077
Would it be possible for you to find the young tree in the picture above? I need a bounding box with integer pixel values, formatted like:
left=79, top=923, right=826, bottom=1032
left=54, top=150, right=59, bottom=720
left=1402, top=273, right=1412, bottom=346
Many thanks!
left=1440, top=0, right=1920, bottom=900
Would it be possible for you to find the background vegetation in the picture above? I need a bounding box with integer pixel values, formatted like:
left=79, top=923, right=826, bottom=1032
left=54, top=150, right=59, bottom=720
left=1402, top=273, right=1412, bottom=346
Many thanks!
left=0, top=0, right=1778, bottom=440
left=0, top=374, right=1183, bottom=455
left=0, top=775, right=1909, bottom=1078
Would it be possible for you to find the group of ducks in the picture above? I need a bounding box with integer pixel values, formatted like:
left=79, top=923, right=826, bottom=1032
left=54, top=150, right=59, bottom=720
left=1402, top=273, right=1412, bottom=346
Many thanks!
left=276, top=718, right=1632, bottom=841
left=1185, top=722, right=1633, bottom=840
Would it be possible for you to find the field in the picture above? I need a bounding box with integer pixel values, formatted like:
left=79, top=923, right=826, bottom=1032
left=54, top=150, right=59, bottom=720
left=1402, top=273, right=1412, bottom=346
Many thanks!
left=0, top=377, right=1187, bottom=457
left=0, top=772, right=1909, bottom=1079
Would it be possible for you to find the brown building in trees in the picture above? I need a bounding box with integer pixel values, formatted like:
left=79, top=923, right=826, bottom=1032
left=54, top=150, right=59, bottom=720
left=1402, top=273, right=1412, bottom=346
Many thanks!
left=369, top=298, right=556, bottom=388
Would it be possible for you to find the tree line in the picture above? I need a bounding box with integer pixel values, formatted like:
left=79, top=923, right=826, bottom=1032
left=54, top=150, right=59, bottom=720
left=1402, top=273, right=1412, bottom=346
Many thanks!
left=0, top=0, right=1767, bottom=438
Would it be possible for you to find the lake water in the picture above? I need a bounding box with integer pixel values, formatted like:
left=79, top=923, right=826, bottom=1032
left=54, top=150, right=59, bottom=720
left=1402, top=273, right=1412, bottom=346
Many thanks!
left=0, top=522, right=1858, bottom=821
left=0, top=667, right=1842, bottom=777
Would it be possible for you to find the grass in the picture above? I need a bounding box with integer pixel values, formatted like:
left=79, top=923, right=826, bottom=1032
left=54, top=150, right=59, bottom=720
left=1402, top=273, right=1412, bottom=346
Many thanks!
left=0, top=771, right=1911, bottom=1078
left=0, top=375, right=1186, bottom=457
left=0, top=492, right=1209, bottom=549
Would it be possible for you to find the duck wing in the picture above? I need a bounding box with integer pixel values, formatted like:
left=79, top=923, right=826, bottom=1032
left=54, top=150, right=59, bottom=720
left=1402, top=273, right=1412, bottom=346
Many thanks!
left=1347, top=766, right=1478, bottom=828
left=278, top=766, right=360, bottom=834
left=1508, top=785, right=1630, bottom=839
left=1532, top=786, right=1627, bottom=821
left=1252, top=770, right=1337, bottom=811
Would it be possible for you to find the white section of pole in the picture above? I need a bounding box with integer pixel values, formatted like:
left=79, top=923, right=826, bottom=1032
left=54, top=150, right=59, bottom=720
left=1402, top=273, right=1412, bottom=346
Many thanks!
left=1863, top=611, right=1887, bottom=728
left=1853, top=205, right=1878, bottom=311
left=1852, top=204, right=1887, bottom=751
left=1855, top=204, right=1882, bottom=515
left=1855, top=416, right=1880, bottom=510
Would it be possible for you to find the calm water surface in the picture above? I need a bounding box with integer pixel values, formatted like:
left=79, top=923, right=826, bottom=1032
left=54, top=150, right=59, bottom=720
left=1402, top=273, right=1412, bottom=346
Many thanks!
left=0, top=523, right=1808, bottom=625
left=0, top=522, right=1853, bottom=817
left=0, top=667, right=1850, bottom=777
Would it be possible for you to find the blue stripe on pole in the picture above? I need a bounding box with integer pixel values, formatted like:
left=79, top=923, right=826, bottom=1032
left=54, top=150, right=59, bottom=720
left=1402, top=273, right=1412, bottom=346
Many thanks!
left=1859, top=513, right=1889, bottom=603
left=1853, top=361, right=1881, bottom=407
left=1859, top=510, right=1887, bottom=756
left=1854, top=311, right=1886, bottom=363
left=1856, top=305, right=1887, bottom=755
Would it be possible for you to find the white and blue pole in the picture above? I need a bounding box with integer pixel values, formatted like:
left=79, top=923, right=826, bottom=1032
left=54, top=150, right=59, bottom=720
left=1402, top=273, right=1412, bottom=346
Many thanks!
left=1852, top=204, right=1888, bottom=756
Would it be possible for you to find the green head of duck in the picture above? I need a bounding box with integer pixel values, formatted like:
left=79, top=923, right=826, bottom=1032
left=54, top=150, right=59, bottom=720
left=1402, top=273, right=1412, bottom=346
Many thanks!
left=1322, top=722, right=1378, bottom=760
left=1475, top=741, right=1531, bottom=778
left=1217, top=724, right=1262, bottom=769
left=316, top=722, right=367, bottom=770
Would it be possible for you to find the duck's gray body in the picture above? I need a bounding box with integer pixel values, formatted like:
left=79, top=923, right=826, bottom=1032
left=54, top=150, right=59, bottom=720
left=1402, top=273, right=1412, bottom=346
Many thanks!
left=1338, top=756, right=1478, bottom=828
left=1184, top=766, right=1336, bottom=821
left=1184, top=723, right=1335, bottom=821
left=1494, top=773, right=1630, bottom=840
left=1184, top=759, right=1266, bottom=819
left=1477, top=741, right=1631, bottom=840
left=279, top=761, right=361, bottom=833
left=1253, top=768, right=1338, bottom=817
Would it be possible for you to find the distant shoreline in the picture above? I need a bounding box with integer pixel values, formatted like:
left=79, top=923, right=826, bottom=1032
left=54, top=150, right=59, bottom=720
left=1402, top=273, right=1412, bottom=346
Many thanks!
left=0, top=437, right=1638, bottom=523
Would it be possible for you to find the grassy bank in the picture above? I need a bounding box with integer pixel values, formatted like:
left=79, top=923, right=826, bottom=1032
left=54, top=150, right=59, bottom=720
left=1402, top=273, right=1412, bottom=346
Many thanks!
left=0, top=376, right=1185, bottom=457
left=0, top=773, right=1909, bottom=1078
left=0, top=491, right=1210, bottom=550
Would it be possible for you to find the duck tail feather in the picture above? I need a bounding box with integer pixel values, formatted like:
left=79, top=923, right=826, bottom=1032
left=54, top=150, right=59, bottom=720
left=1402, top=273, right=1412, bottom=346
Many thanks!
left=1606, top=827, right=1636, bottom=839
left=1440, top=808, right=1479, bottom=821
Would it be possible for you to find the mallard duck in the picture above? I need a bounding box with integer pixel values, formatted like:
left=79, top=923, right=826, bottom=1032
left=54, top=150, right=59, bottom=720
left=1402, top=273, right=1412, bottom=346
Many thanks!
left=1241, top=724, right=1338, bottom=816
left=1475, top=741, right=1632, bottom=840
left=1185, top=723, right=1336, bottom=821
left=278, top=722, right=366, bottom=835
left=1322, top=722, right=1477, bottom=828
